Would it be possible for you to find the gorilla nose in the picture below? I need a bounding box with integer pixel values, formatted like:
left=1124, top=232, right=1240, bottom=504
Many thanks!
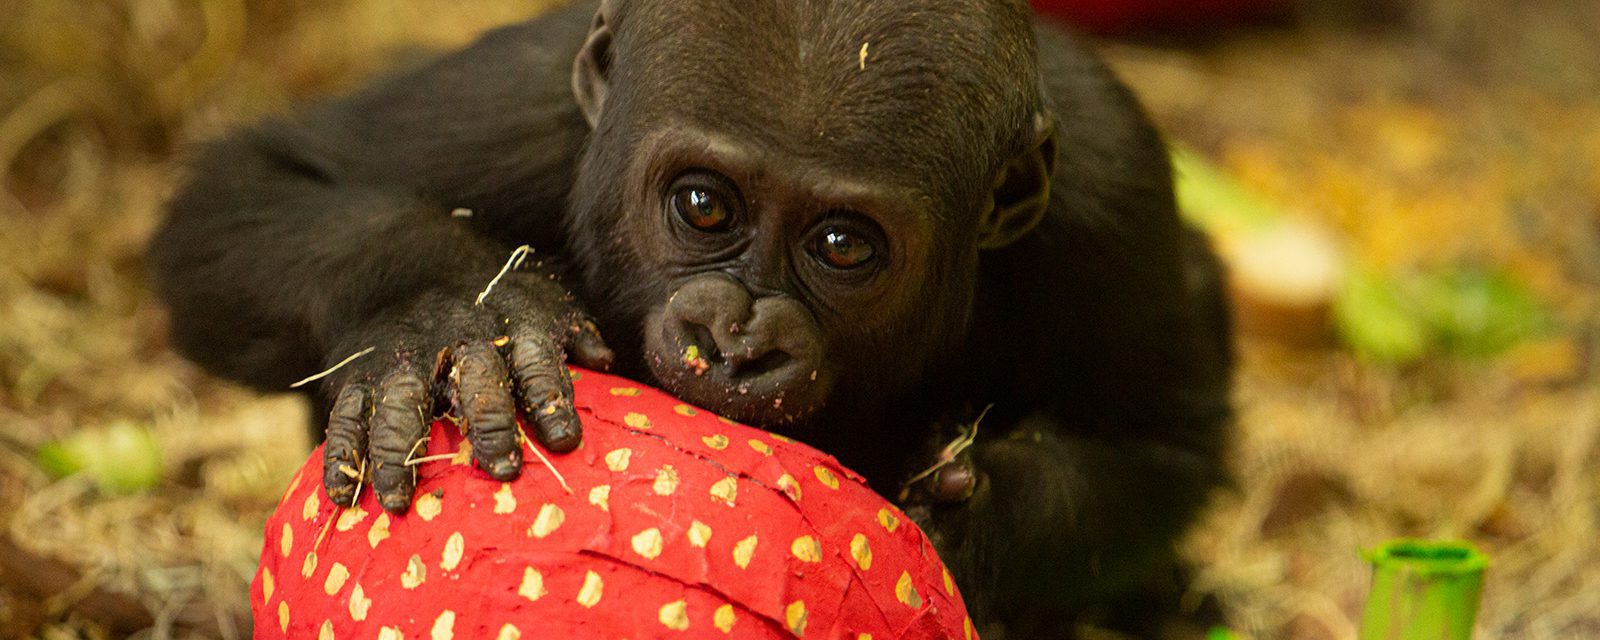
left=681, top=320, right=794, bottom=379
left=648, top=275, right=832, bottom=424
left=670, top=281, right=817, bottom=386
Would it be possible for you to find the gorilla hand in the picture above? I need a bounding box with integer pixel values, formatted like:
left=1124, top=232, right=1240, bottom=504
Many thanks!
left=317, top=271, right=612, bottom=513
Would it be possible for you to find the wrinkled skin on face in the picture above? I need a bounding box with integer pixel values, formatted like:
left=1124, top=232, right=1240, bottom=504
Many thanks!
left=564, top=0, right=1050, bottom=428
left=589, top=125, right=961, bottom=426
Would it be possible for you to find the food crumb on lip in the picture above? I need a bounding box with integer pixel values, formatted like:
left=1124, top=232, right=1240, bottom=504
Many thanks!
left=682, top=344, right=711, bottom=375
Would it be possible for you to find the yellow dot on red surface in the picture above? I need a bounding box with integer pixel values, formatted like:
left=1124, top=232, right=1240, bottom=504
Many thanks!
left=431, top=610, right=456, bottom=640
left=368, top=512, right=392, bottom=548
left=518, top=567, right=547, bottom=602
left=529, top=503, right=565, bottom=538
left=659, top=600, right=690, bottom=631
left=279, top=523, right=293, bottom=557
left=770, top=433, right=794, bottom=443
left=710, top=476, right=738, bottom=506
left=777, top=474, right=802, bottom=501
left=319, top=619, right=335, bottom=640
left=877, top=508, right=900, bottom=532
left=415, top=492, right=443, bottom=521
left=632, top=527, right=665, bottom=559
left=687, top=521, right=713, bottom=548
left=569, top=369, right=584, bottom=381
left=785, top=600, right=808, bottom=636
left=588, top=485, right=611, bottom=511
left=378, top=627, right=402, bottom=640
left=496, top=624, right=521, bottom=640
left=813, top=466, right=841, bottom=489
left=261, top=567, right=275, bottom=602
left=943, top=568, right=956, bottom=596
left=790, top=535, right=822, bottom=563
left=324, top=562, right=350, bottom=596
left=348, top=583, right=372, bottom=621
left=895, top=571, right=923, bottom=609
left=858, top=635, right=873, bottom=640
left=284, top=470, right=306, bottom=502
left=674, top=404, right=699, bottom=417
left=714, top=603, right=736, bottom=633
left=733, top=534, right=758, bottom=569
left=277, top=602, right=289, bottom=632
left=577, top=570, right=604, bottom=608
left=609, top=386, right=641, bottom=396
left=964, top=617, right=975, bottom=640
left=604, top=447, right=632, bottom=471
left=451, top=440, right=473, bottom=465
left=301, top=552, right=318, bottom=579
left=748, top=439, right=773, bottom=456
left=653, top=465, right=680, bottom=495
left=302, top=493, right=320, bottom=520
left=624, top=412, right=652, bottom=429
left=401, top=554, right=426, bottom=590
left=702, top=434, right=730, bottom=450
left=493, top=484, right=518, bottom=514
left=335, top=506, right=368, bottom=532
left=441, top=531, right=465, bottom=571
left=850, top=534, right=873, bottom=571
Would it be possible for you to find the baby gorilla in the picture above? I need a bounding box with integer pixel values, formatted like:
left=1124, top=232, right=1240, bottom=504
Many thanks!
left=151, top=0, right=1233, bottom=636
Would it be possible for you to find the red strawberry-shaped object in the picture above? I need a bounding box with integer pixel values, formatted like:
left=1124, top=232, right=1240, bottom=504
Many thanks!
left=254, top=367, right=975, bottom=639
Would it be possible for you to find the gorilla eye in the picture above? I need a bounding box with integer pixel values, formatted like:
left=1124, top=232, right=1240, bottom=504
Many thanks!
left=671, top=184, right=734, bottom=232
left=812, top=227, right=877, bottom=270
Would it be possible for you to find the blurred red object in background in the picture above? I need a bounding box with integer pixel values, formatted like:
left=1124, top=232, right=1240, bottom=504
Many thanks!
left=1031, top=0, right=1288, bottom=33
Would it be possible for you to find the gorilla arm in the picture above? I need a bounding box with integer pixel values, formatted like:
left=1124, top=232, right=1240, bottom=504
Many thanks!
left=149, top=6, right=608, bottom=511
left=908, top=23, right=1234, bottom=634
left=916, top=236, right=1232, bottom=633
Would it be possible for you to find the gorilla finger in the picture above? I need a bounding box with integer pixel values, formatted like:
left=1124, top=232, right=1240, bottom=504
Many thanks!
left=453, top=341, right=523, bottom=481
left=566, top=318, right=615, bottom=371
left=930, top=462, right=979, bottom=503
left=368, top=371, right=430, bottom=513
left=323, top=383, right=371, bottom=507
left=508, top=335, right=583, bottom=452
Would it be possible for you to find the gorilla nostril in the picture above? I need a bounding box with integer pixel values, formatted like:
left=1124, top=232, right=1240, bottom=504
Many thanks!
left=684, top=322, right=724, bottom=364
left=728, top=349, right=792, bottom=379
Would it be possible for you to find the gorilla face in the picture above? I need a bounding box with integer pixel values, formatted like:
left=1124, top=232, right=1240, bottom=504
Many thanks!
left=562, top=0, right=1054, bottom=427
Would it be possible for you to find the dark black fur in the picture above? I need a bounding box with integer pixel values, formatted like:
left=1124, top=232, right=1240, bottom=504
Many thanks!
left=151, top=1, right=1231, bottom=636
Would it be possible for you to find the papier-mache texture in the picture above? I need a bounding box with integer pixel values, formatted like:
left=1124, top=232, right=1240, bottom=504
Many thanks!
left=254, top=367, right=975, bottom=639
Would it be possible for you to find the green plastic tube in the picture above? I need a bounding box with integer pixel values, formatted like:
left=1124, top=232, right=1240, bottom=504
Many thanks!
left=1359, top=539, right=1488, bottom=640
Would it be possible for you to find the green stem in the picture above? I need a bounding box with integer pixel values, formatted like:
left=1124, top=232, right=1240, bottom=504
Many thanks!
left=1360, top=539, right=1488, bottom=640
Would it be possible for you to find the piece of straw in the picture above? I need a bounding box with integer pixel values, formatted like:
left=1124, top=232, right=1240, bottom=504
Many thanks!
left=476, top=245, right=532, bottom=306
left=289, top=347, right=375, bottom=389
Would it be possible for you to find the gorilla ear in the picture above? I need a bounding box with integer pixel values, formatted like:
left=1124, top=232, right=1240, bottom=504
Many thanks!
left=571, top=3, right=615, bottom=129
left=978, top=113, right=1058, bottom=250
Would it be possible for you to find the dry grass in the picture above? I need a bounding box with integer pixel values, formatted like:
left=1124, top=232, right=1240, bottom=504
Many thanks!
left=0, top=0, right=1594, bottom=638
left=1104, top=7, right=1600, bottom=637
left=0, top=2, right=561, bottom=637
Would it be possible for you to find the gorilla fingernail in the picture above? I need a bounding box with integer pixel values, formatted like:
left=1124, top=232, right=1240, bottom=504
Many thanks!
left=380, top=493, right=411, bottom=513
left=487, top=457, right=522, bottom=480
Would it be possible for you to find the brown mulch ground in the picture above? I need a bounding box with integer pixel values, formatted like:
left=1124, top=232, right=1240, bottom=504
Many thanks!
left=1, top=1, right=1595, bottom=638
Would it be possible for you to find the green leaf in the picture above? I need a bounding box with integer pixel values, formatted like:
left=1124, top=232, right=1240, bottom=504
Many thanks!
left=1420, top=268, right=1551, bottom=358
left=1334, top=268, right=1431, bottom=365
left=1171, top=146, right=1281, bottom=234
left=34, top=421, right=165, bottom=494
left=34, top=441, right=85, bottom=478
